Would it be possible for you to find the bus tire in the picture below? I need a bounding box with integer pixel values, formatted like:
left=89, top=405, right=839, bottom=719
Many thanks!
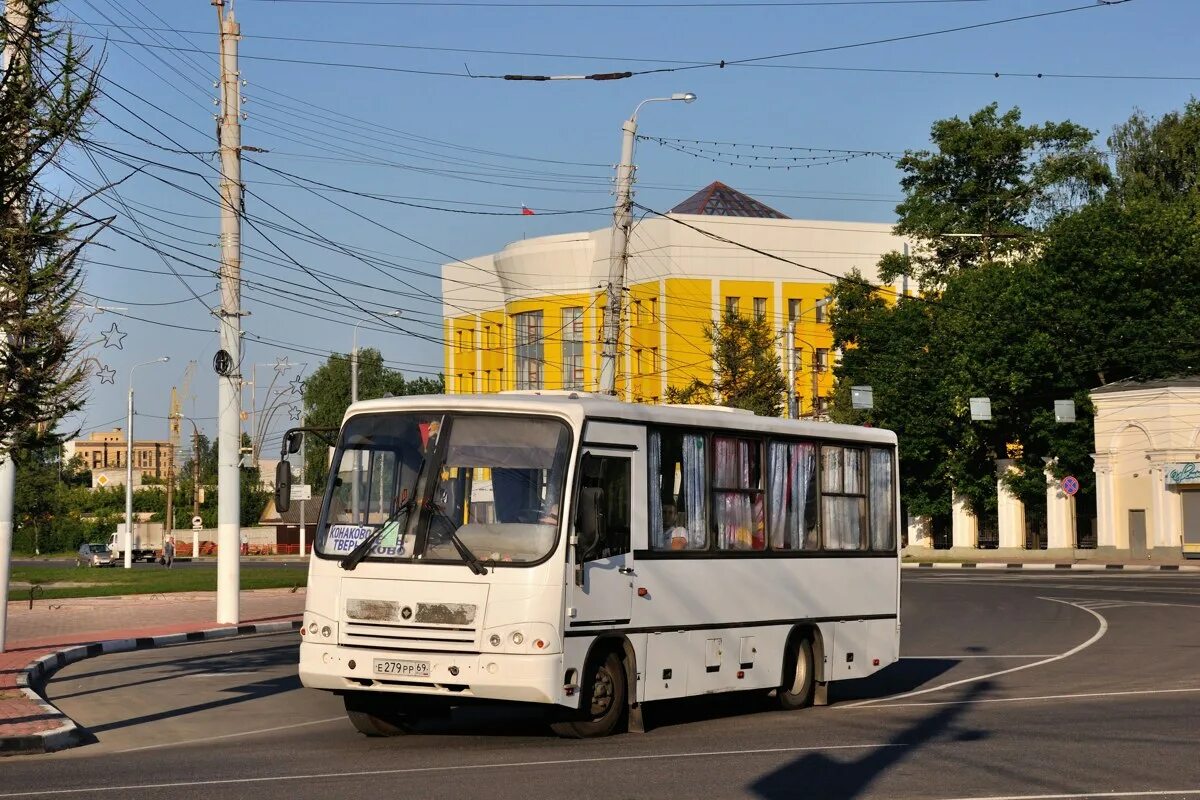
left=777, top=636, right=815, bottom=710
left=343, top=693, right=411, bottom=737
left=550, top=651, right=626, bottom=738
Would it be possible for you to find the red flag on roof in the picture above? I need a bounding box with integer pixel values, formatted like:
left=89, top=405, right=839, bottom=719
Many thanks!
left=521, top=205, right=535, bottom=215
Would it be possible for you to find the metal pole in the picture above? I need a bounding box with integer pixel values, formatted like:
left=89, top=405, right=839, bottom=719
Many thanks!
left=192, top=423, right=201, bottom=560
left=351, top=323, right=360, bottom=520
left=786, top=321, right=797, bottom=419
left=299, top=427, right=306, bottom=558
left=215, top=1, right=243, bottom=624
left=599, top=117, right=637, bottom=396
left=811, top=349, right=820, bottom=420
left=0, top=0, right=30, bottom=654
left=124, top=381, right=134, bottom=569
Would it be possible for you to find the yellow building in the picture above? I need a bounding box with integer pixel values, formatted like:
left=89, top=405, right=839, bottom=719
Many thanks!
left=442, top=182, right=906, bottom=415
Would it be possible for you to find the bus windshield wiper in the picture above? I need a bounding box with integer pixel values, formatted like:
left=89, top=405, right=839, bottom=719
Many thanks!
left=427, top=502, right=488, bottom=576
left=340, top=498, right=415, bottom=571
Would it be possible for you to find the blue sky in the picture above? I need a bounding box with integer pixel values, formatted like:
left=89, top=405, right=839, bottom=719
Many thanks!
left=53, top=0, right=1197, bottom=455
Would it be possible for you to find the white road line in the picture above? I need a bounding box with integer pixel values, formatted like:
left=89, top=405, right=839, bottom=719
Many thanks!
left=935, top=789, right=1200, bottom=799
left=180, top=672, right=260, bottom=678
left=903, top=656, right=1054, bottom=660
left=851, top=686, right=1200, bottom=709
left=0, top=742, right=904, bottom=797
left=116, top=716, right=345, bottom=753
left=843, top=598, right=1108, bottom=708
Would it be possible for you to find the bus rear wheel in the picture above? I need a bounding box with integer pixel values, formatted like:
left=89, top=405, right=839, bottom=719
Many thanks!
left=343, top=692, right=412, bottom=736
left=550, top=651, right=626, bottom=738
left=777, top=636, right=815, bottom=710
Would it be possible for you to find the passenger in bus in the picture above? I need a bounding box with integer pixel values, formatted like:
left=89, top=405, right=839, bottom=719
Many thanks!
left=662, top=503, right=688, bottom=550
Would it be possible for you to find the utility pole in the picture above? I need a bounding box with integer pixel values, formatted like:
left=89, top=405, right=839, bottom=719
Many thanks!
left=298, top=425, right=306, bottom=557
left=192, top=424, right=201, bottom=560
left=786, top=321, right=797, bottom=419
left=214, top=0, right=243, bottom=624
left=811, top=350, right=820, bottom=420
left=0, top=0, right=30, bottom=654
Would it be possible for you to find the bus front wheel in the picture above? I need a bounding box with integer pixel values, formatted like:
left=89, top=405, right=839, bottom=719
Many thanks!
left=777, top=636, right=815, bottom=710
left=343, top=692, right=411, bottom=736
left=550, top=651, right=626, bottom=738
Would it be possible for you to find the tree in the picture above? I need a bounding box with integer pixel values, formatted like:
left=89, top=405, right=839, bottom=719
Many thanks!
left=1109, top=97, right=1200, bottom=205
left=882, top=103, right=1108, bottom=288
left=300, top=348, right=443, bottom=487
left=1, top=3, right=105, bottom=456
left=666, top=310, right=787, bottom=417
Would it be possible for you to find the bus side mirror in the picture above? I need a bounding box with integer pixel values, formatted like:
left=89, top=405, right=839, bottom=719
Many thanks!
left=275, top=460, right=292, bottom=513
left=285, top=430, right=304, bottom=455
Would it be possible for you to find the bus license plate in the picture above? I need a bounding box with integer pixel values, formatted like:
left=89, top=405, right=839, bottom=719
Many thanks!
left=372, top=659, right=430, bottom=677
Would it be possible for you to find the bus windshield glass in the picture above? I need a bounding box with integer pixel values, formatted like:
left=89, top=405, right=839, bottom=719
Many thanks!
left=315, top=412, right=573, bottom=566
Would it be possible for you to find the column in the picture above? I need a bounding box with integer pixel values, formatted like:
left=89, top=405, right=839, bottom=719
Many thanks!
left=995, top=459, right=1025, bottom=549
left=951, top=490, right=978, bottom=549
left=1045, top=462, right=1076, bottom=550
left=1149, top=464, right=1182, bottom=554
left=1092, top=456, right=1120, bottom=550
left=906, top=515, right=933, bottom=549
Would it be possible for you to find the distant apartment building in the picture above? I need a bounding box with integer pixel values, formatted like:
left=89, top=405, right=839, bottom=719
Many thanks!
left=63, top=428, right=175, bottom=488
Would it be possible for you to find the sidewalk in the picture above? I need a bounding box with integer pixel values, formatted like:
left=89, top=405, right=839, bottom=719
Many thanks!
left=1, top=588, right=306, bottom=755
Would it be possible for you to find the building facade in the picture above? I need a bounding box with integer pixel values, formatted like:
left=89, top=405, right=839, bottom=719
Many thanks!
left=63, top=428, right=175, bottom=486
left=442, top=182, right=906, bottom=412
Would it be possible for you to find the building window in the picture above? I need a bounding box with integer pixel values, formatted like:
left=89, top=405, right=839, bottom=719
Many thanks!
left=788, top=298, right=801, bottom=322
left=562, top=307, right=584, bottom=390
left=484, top=324, right=494, bottom=350
left=753, top=297, right=767, bottom=321
left=632, top=300, right=643, bottom=327
left=456, top=330, right=465, bottom=353
left=514, top=311, right=544, bottom=390
left=815, top=300, right=828, bottom=323
left=648, top=297, right=658, bottom=321
left=725, top=296, right=740, bottom=316
left=815, top=348, right=830, bottom=372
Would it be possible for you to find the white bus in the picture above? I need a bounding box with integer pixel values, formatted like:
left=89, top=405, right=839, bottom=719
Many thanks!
left=276, top=392, right=900, bottom=738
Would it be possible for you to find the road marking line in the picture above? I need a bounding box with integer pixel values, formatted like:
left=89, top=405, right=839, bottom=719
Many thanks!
left=0, top=742, right=904, bottom=797
left=935, top=789, right=1200, bottom=799
left=850, top=686, right=1200, bottom=709
left=903, top=655, right=1055, bottom=660
left=116, top=716, right=345, bottom=753
left=179, top=671, right=261, bottom=677
left=843, top=598, right=1108, bottom=708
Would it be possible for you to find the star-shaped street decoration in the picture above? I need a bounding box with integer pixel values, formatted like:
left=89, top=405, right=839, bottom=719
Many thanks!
left=288, top=374, right=305, bottom=396
left=97, top=364, right=117, bottom=385
left=273, top=356, right=292, bottom=374
left=79, top=300, right=103, bottom=324
left=287, top=405, right=302, bottom=421
left=100, top=322, right=127, bottom=350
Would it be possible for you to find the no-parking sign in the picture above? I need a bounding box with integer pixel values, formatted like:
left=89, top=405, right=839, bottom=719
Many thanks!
left=1061, top=476, right=1079, bottom=496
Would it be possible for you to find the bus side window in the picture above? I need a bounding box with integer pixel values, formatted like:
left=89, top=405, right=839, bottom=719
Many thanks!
left=576, top=455, right=632, bottom=562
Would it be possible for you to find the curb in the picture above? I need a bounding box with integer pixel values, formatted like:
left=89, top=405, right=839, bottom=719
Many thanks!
left=902, top=562, right=1200, bottom=572
left=2, top=619, right=301, bottom=756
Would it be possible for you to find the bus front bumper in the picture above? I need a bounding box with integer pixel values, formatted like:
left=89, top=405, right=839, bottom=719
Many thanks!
left=300, top=641, right=564, bottom=705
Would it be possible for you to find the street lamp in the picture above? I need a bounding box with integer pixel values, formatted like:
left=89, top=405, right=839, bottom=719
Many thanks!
left=599, top=92, right=696, bottom=396
left=125, top=357, right=169, bottom=569
left=352, top=311, right=402, bottom=404
left=784, top=299, right=831, bottom=420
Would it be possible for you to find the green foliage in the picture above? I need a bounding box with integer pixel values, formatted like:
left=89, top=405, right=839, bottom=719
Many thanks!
left=1, top=3, right=104, bottom=456
left=665, top=310, right=787, bottom=417
left=7, top=564, right=308, bottom=601
left=832, top=101, right=1200, bottom=526
left=300, top=349, right=443, bottom=487
left=886, top=103, right=1108, bottom=288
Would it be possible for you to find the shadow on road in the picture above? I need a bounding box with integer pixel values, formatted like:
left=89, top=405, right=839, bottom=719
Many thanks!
left=749, top=681, right=993, bottom=799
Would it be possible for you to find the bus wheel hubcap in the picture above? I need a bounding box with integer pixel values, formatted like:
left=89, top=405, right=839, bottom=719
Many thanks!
left=590, top=668, right=614, bottom=716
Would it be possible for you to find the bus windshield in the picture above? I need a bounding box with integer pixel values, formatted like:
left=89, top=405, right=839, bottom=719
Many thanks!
left=315, top=412, right=573, bottom=566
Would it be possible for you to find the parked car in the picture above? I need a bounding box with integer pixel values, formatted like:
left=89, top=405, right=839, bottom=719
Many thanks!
left=77, top=542, right=116, bottom=568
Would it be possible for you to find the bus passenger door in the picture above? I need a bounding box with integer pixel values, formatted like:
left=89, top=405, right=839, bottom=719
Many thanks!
left=569, top=449, right=634, bottom=626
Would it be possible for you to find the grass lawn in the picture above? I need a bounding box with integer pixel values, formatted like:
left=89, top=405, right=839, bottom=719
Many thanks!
left=8, top=564, right=308, bottom=600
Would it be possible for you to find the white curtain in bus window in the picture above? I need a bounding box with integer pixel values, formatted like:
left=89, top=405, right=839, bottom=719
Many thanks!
left=869, top=448, right=895, bottom=550
left=680, top=434, right=708, bottom=549
left=768, top=441, right=818, bottom=549
left=714, top=437, right=764, bottom=550
left=649, top=430, right=708, bottom=549
left=648, top=431, right=664, bottom=548
left=821, top=445, right=866, bottom=550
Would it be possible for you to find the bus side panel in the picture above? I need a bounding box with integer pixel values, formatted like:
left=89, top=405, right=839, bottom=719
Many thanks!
left=825, top=619, right=900, bottom=681
left=642, top=631, right=689, bottom=702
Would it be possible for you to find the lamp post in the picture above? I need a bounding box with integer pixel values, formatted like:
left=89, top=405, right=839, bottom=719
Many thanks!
left=351, top=312, right=402, bottom=404
left=599, top=92, right=696, bottom=397
left=783, top=299, right=830, bottom=419
left=351, top=311, right=400, bottom=521
left=125, top=357, right=169, bottom=569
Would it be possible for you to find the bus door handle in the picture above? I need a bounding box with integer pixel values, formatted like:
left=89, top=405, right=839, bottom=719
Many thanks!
left=618, top=566, right=635, bottom=575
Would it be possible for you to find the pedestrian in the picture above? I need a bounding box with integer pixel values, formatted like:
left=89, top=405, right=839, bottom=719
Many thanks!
left=163, top=535, right=175, bottom=569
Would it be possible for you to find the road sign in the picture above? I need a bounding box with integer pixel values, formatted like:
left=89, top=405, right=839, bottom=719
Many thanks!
left=191, top=515, right=204, bottom=530
left=1061, top=476, right=1079, bottom=497
left=290, top=484, right=312, bottom=502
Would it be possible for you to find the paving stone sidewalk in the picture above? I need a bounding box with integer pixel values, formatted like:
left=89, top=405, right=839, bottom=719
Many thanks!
left=1, top=588, right=306, bottom=752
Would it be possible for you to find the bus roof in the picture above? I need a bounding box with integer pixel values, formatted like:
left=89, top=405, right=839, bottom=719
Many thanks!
left=344, top=393, right=897, bottom=446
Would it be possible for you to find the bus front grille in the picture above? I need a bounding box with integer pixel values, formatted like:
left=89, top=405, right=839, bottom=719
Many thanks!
left=340, top=621, right=479, bottom=652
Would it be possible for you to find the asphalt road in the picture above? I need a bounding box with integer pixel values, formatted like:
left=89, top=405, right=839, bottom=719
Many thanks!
left=4, top=570, right=1200, bottom=800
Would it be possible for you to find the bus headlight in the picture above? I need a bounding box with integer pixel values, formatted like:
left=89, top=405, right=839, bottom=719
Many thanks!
left=489, top=634, right=502, bottom=647
left=481, top=623, right=558, bottom=654
left=511, top=631, right=524, bottom=646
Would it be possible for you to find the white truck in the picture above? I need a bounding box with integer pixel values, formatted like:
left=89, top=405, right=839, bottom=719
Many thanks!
left=110, top=524, right=162, bottom=564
